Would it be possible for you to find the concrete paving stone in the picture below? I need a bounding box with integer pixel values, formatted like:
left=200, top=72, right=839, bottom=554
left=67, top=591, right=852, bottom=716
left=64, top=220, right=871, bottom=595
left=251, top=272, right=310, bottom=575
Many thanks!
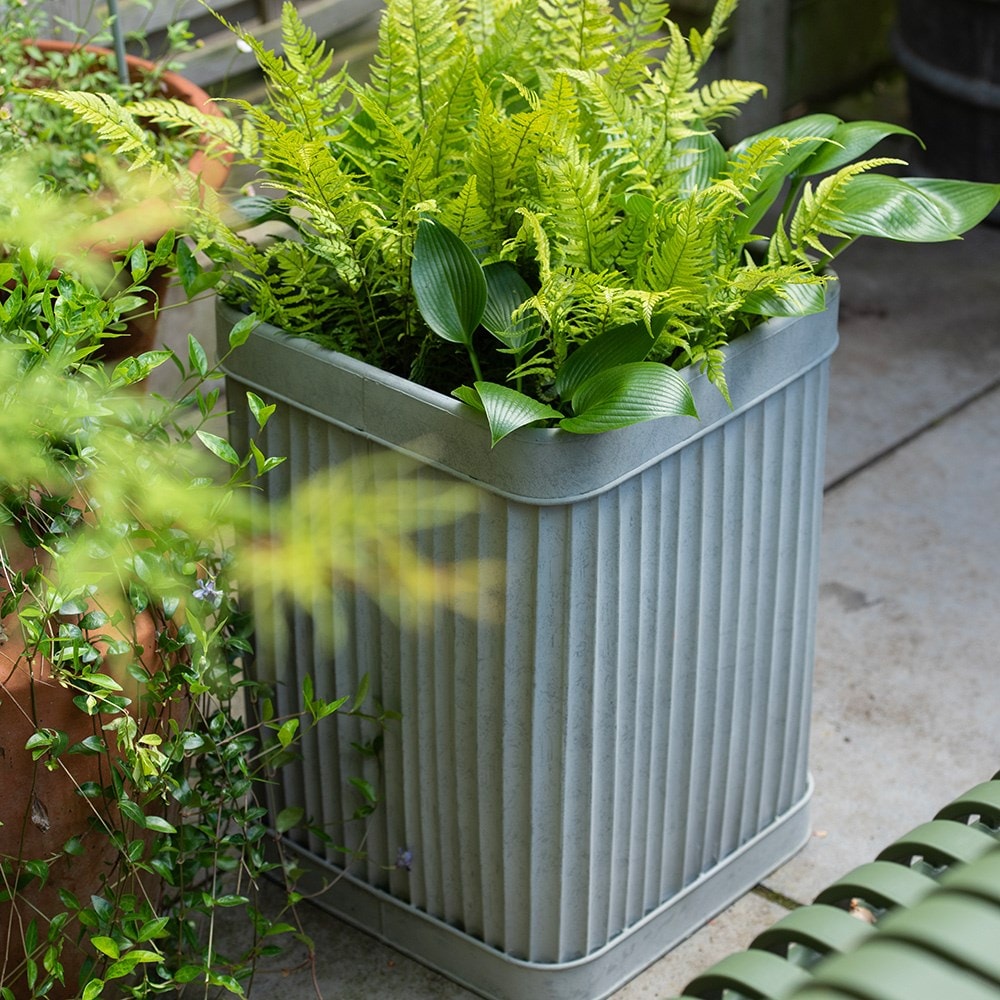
left=609, top=892, right=790, bottom=999
left=764, top=385, right=1000, bottom=904
left=825, top=224, right=1000, bottom=486
left=210, top=877, right=476, bottom=999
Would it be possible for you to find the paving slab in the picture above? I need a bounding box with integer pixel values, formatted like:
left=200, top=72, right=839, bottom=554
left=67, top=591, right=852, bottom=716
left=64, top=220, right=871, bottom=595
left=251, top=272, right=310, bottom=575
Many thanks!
left=765, top=384, right=1000, bottom=904
left=610, top=892, right=791, bottom=999
left=825, top=224, right=1000, bottom=486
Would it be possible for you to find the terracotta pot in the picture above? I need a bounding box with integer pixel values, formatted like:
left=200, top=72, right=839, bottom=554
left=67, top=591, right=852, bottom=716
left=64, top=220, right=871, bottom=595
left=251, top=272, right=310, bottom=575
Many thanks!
left=0, top=540, right=173, bottom=997
left=20, top=40, right=233, bottom=359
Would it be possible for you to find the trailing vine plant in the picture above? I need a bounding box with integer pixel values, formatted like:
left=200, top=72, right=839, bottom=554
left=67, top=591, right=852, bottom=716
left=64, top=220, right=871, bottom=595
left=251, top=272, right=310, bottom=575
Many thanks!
left=0, top=233, right=478, bottom=997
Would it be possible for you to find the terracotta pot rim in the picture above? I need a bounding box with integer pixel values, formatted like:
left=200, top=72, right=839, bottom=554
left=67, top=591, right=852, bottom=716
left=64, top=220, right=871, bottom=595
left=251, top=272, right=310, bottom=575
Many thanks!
left=22, top=38, right=233, bottom=229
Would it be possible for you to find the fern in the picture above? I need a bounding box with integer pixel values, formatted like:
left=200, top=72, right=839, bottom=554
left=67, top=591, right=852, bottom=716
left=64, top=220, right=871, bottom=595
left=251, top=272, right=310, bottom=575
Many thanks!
left=365, top=0, right=464, bottom=126
left=57, top=0, right=951, bottom=415
left=538, top=137, right=620, bottom=273
left=534, top=0, right=616, bottom=75
left=33, top=90, right=159, bottom=172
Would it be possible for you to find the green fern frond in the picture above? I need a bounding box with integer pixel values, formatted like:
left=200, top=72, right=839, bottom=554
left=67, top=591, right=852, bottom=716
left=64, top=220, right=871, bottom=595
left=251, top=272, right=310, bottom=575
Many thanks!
left=365, top=0, right=464, bottom=126
left=535, top=0, right=616, bottom=74
left=690, top=0, right=739, bottom=70
left=438, top=176, right=492, bottom=254
left=690, top=79, right=765, bottom=127
left=652, top=21, right=699, bottom=113
left=33, top=90, right=158, bottom=172
left=644, top=195, right=718, bottom=294
left=475, top=0, right=545, bottom=83
left=509, top=208, right=553, bottom=285
left=423, top=38, right=482, bottom=186
left=612, top=0, right=672, bottom=62
left=127, top=98, right=247, bottom=157
left=568, top=68, right=661, bottom=196
left=538, top=138, right=619, bottom=272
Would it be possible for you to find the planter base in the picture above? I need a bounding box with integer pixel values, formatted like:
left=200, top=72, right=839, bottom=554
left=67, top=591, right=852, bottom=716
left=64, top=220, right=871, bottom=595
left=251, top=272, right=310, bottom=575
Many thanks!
left=281, top=781, right=811, bottom=1000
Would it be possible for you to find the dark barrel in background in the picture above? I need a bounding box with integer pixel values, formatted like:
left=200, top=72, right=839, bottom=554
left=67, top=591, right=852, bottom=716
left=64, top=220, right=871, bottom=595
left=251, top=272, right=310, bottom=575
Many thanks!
left=895, top=0, right=1000, bottom=186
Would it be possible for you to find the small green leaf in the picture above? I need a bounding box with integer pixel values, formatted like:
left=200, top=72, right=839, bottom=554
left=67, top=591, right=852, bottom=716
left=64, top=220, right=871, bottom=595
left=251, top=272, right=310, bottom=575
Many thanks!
left=91, top=936, right=120, bottom=960
left=81, top=978, right=105, bottom=1000
left=465, top=382, right=564, bottom=447
left=78, top=610, right=109, bottom=630
left=228, top=312, right=259, bottom=349
left=196, top=430, right=240, bottom=466
left=129, top=245, right=148, bottom=277
left=247, top=391, right=276, bottom=428
left=349, top=777, right=377, bottom=804
left=118, top=799, right=146, bottom=827
left=411, top=218, right=487, bottom=346
left=188, top=334, right=209, bottom=377
left=561, top=363, right=698, bottom=434
left=276, top=718, right=299, bottom=748
left=143, top=815, right=177, bottom=834
left=276, top=807, right=304, bottom=833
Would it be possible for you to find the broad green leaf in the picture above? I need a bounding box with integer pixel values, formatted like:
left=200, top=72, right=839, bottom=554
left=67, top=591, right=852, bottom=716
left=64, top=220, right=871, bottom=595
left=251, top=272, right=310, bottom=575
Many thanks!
left=795, top=120, right=920, bottom=178
left=742, top=279, right=827, bottom=317
left=675, top=130, right=727, bottom=193
left=554, top=320, right=657, bottom=399
left=835, top=174, right=998, bottom=242
left=561, top=363, right=698, bottom=434
left=481, top=262, right=540, bottom=351
left=411, top=218, right=487, bottom=346
left=900, top=177, right=1000, bottom=234
left=463, top=382, right=563, bottom=447
left=452, top=385, right=486, bottom=413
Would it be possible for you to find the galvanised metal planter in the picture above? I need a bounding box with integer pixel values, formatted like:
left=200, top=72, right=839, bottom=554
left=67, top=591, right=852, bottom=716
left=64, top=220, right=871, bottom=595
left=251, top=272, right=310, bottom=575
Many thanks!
left=218, top=286, right=839, bottom=1000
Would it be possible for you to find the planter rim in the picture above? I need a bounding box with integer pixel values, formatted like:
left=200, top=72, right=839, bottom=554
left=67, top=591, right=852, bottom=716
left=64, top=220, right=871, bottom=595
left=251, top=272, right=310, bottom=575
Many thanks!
left=219, top=282, right=839, bottom=504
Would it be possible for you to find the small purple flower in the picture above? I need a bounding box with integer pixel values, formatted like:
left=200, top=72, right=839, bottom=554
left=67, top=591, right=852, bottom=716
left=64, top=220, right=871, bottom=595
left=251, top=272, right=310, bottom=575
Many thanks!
left=192, top=578, right=223, bottom=607
left=395, top=847, right=413, bottom=872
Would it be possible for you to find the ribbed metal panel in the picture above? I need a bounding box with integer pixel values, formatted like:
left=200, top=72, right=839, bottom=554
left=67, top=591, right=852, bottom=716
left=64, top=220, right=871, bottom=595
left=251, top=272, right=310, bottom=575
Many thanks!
left=220, top=295, right=835, bottom=991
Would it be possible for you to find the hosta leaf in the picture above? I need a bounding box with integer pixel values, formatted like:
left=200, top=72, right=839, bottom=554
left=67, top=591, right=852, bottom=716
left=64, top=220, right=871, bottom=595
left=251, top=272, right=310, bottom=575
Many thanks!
left=555, top=320, right=657, bottom=399
left=412, top=218, right=487, bottom=346
left=462, top=382, right=563, bottom=446
left=836, top=174, right=1000, bottom=242
left=481, top=262, right=540, bottom=351
left=674, top=130, right=728, bottom=194
left=900, top=177, right=1000, bottom=234
left=561, top=362, right=698, bottom=433
left=742, top=279, right=827, bottom=317
left=795, top=120, right=920, bottom=178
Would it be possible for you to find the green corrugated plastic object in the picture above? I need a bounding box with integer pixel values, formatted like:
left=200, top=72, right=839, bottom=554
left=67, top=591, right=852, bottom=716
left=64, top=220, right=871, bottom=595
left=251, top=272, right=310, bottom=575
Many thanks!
left=673, top=773, right=1000, bottom=1000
